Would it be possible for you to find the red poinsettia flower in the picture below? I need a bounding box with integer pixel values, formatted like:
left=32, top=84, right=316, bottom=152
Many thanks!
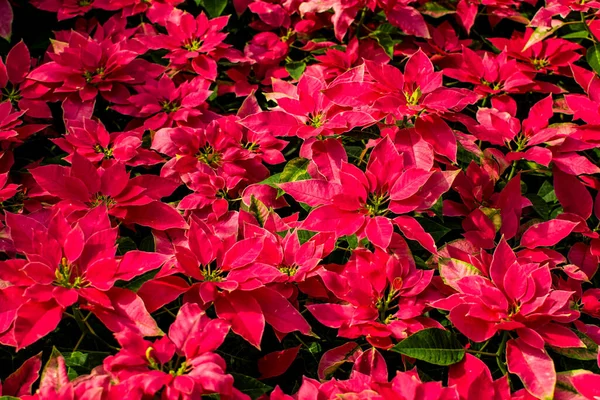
left=29, top=152, right=187, bottom=230
left=26, top=28, right=163, bottom=119
left=103, top=303, right=249, bottom=400
left=0, top=206, right=168, bottom=349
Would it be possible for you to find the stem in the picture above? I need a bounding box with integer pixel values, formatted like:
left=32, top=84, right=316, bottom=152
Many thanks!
left=495, top=331, right=510, bottom=375
left=294, top=333, right=318, bottom=361
left=582, top=12, right=597, bottom=43
left=356, top=8, right=367, bottom=39
left=496, top=332, right=509, bottom=356
left=73, top=308, right=119, bottom=351
left=73, top=332, right=86, bottom=352
left=478, top=338, right=492, bottom=352
left=465, top=349, right=498, bottom=357
left=507, top=162, right=517, bottom=181
left=496, top=354, right=509, bottom=376
left=480, top=95, right=489, bottom=108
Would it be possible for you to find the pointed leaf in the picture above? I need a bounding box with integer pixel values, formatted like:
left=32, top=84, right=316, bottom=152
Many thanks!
left=318, top=342, right=361, bottom=380
left=169, top=303, right=230, bottom=358
left=258, top=346, right=301, bottom=379
left=365, top=216, right=394, bottom=249
left=0, top=0, right=13, bottom=41
left=520, top=219, right=578, bottom=249
left=125, top=201, right=188, bottom=230
left=38, top=348, right=69, bottom=397
left=279, top=180, right=341, bottom=207
left=88, top=287, right=162, bottom=337
left=586, top=44, right=600, bottom=75
left=394, top=216, right=437, bottom=254
left=14, top=301, right=63, bottom=350
left=253, top=287, right=311, bottom=335
left=507, top=338, right=556, bottom=400
left=231, top=373, right=272, bottom=399
left=391, top=328, right=465, bottom=366
left=2, top=352, right=42, bottom=397
left=196, top=0, right=227, bottom=17
left=215, top=290, right=265, bottom=349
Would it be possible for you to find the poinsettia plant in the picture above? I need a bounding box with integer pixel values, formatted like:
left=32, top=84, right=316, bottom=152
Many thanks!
left=1, top=0, right=600, bottom=399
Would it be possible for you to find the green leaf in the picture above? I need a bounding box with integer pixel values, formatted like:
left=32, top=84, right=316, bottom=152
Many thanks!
left=421, top=2, right=455, bottom=17
left=286, top=61, right=307, bottom=80
left=195, top=0, right=228, bottom=17
left=526, top=194, right=550, bottom=220
left=64, top=351, right=87, bottom=366
left=344, top=234, right=359, bottom=249
left=415, top=218, right=451, bottom=242
left=139, top=236, right=155, bottom=252
left=456, top=145, right=479, bottom=165
left=308, top=341, right=322, bottom=354
left=231, top=373, right=272, bottom=399
left=299, top=202, right=312, bottom=212
left=561, top=30, right=589, bottom=39
left=124, top=269, right=159, bottom=292
left=280, top=158, right=310, bottom=183
left=430, top=197, right=444, bottom=219
left=369, top=32, right=395, bottom=58
left=248, top=195, right=269, bottom=227
left=64, top=351, right=88, bottom=380
left=297, top=229, right=317, bottom=244
left=586, top=44, right=600, bottom=75
left=374, top=22, right=398, bottom=34
left=117, top=237, right=137, bottom=255
left=0, top=397, right=21, bottom=400
left=537, top=180, right=557, bottom=203
left=391, top=328, right=465, bottom=366
left=257, top=173, right=281, bottom=189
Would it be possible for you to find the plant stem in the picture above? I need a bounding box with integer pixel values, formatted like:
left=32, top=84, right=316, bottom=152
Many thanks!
left=465, top=349, right=498, bottom=357
left=73, top=332, right=86, bottom=352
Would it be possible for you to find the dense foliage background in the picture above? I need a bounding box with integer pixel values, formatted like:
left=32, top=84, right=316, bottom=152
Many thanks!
left=0, top=0, right=600, bottom=398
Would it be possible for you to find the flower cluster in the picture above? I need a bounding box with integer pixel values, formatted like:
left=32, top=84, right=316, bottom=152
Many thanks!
left=0, top=0, right=600, bottom=399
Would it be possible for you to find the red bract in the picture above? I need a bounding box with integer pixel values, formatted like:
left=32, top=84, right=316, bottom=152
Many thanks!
left=326, top=50, right=477, bottom=120
left=29, top=153, right=186, bottom=230
left=269, top=351, right=462, bottom=399
left=310, top=37, right=389, bottom=80
left=0, top=151, right=19, bottom=201
left=114, top=75, right=213, bottom=130
left=0, top=206, right=167, bottom=349
left=298, top=0, right=376, bottom=41
left=26, top=28, right=163, bottom=119
left=30, top=0, right=96, bottom=20
left=432, top=238, right=581, bottom=345
left=281, top=136, right=455, bottom=248
left=489, top=29, right=582, bottom=74
left=141, top=217, right=312, bottom=348
left=307, top=235, right=438, bottom=349
left=0, top=41, right=51, bottom=118
left=103, top=303, right=249, bottom=400
left=95, top=0, right=183, bottom=22
left=240, top=73, right=377, bottom=139
left=0, top=0, right=12, bottom=42
left=442, top=47, right=560, bottom=95
left=153, top=115, right=273, bottom=190
left=54, top=118, right=163, bottom=166
left=4, top=0, right=600, bottom=397
left=144, top=12, right=244, bottom=80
